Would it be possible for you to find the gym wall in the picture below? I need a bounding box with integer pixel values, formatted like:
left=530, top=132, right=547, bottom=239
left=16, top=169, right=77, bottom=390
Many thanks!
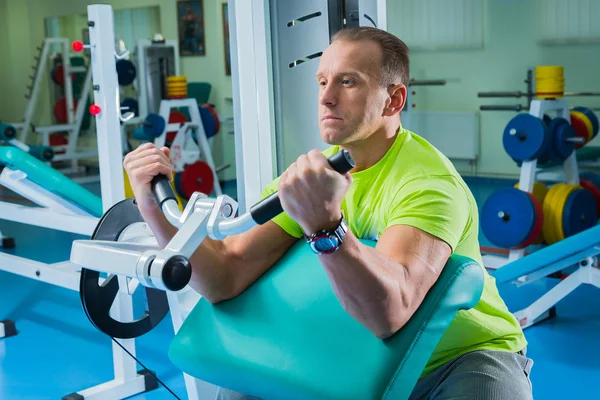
left=0, top=0, right=236, bottom=182
left=388, top=0, right=600, bottom=178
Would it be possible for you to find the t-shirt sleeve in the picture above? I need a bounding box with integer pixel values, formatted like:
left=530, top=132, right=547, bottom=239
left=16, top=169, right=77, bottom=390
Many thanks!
left=385, top=176, right=470, bottom=251
left=259, top=177, right=305, bottom=239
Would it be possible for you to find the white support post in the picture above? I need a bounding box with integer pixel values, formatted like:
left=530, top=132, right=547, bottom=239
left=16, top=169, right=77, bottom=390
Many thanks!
left=230, top=0, right=277, bottom=214
left=84, top=4, right=143, bottom=398
left=87, top=4, right=126, bottom=211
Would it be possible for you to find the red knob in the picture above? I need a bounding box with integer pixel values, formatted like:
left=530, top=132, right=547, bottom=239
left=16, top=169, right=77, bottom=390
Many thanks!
left=89, top=104, right=101, bottom=116
left=72, top=41, right=84, bottom=52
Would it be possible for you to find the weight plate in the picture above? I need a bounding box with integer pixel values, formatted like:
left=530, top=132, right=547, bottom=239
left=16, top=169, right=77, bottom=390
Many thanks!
left=79, top=198, right=169, bottom=339
left=580, top=172, right=600, bottom=191
left=555, top=184, right=578, bottom=242
left=519, top=193, right=543, bottom=248
left=579, top=179, right=600, bottom=218
left=513, top=181, right=548, bottom=244
left=542, top=184, right=562, bottom=245
left=503, top=114, right=550, bottom=162
left=573, top=106, right=599, bottom=138
left=562, top=188, right=597, bottom=238
left=199, top=104, right=220, bottom=139
left=116, top=59, right=137, bottom=86
left=569, top=111, right=591, bottom=149
left=552, top=118, right=576, bottom=161
left=570, top=110, right=594, bottom=143
left=179, top=161, right=215, bottom=198
left=143, top=113, right=166, bottom=139
left=53, top=97, right=78, bottom=124
left=481, top=187, right=537, bottom=249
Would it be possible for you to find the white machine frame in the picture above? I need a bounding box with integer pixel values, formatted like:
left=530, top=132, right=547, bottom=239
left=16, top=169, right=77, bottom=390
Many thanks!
left=9, top=37, right=98, bottom=181
left=0, top=6, right=204, bottom=399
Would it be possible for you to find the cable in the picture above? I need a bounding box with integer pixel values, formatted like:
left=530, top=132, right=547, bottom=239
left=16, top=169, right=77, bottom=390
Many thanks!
left=111, top=336, right=181, bottom=399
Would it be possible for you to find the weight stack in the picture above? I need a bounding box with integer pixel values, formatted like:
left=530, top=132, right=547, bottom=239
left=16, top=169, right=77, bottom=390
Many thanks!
left=535, top=66, right=564, bottom=99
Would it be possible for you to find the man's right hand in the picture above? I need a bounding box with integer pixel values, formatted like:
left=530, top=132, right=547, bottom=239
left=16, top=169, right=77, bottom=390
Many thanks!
left=123, top=142, right=173, bottom=215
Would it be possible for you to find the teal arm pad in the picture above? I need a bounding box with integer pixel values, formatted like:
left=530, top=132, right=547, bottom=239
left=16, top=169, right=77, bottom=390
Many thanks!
left=169, top=239, right=484, bottom=400
left=0, top=146, right=102, bottom=217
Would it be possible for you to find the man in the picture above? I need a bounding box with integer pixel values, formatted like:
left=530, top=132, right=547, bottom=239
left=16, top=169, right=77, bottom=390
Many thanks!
left=124, top=27, right=533, bottom=400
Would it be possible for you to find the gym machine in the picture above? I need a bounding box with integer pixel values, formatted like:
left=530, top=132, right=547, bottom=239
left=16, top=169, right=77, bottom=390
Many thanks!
left=7, top=38, right=97, bottom=181
left=0, top=8, right=180, bottom=400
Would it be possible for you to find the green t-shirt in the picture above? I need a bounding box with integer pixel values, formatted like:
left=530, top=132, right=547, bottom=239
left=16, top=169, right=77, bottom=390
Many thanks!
left=261, top=127, right=527, bottom=377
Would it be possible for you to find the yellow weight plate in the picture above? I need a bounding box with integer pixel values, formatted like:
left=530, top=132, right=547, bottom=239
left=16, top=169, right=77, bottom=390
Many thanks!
left=515, top=181, right=549, bottom=244
left=570, top=110, right=594, bottom=142
left=542, top=184, right=561, bottom=245
left=167, top=76, right=187, bottom=82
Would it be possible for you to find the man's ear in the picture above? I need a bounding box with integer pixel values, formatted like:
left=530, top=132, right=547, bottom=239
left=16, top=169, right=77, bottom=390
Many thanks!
left=383, top=84, right=407, bottom=117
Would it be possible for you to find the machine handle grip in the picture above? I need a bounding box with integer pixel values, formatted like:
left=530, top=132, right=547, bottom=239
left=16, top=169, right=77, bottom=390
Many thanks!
left=249, top=150, right=355, bottom=225
left=151, top=174, right=177, bottom=209
left=480, top=104, right=525, bottom=112
left=477, top=91, right=525, bottom=98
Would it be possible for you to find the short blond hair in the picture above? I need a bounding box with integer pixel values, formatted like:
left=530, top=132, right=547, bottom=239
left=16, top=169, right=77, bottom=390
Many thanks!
left=332, top=26, right=410, bottom=87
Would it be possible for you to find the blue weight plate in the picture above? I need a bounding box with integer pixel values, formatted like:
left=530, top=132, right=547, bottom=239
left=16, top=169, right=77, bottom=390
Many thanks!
left=174, top=172, right=186, bottom=199
left=143, top=113, right=166, bottom=138
left=503, top=114, right=549, bottom=162
left=199, top=106, right=218, bottom=138
left=573, top=106, right=599, bottom=138
left=552, top=118, right=575, bottom=161
left=481, top=187, right=537, bottom=248
left=562, top=188, right=597, bottom=238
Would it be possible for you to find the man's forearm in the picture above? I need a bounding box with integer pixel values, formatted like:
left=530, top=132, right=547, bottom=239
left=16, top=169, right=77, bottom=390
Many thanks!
left=318, top=233, right=411, bottom=339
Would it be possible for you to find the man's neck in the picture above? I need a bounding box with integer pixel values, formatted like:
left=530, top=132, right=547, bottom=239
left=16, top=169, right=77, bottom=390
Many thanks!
left=341, top=122, right=401, bottom=173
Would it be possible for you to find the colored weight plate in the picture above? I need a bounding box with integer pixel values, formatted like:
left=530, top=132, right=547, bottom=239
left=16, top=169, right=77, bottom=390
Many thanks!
left=519, top=193, right=544, bottom=248
left=121, top=98, right=139, bottom=117
left=555, top=184, right=578, bottom=242
left=503, top=113, right=550, bottom=162
left=481, top=187, right=537, bottom=249
left=514, top=181, right=549, bottom=244
left=199, top=104, right=220, bottom=138
left=167, top=83, right=188, bottom=89
left=570, top=110, right=593, bottom=143
left=143, top=113, right=166, bottom=139
left=573, top=106, right=599, bottom=139
left=579, top=179, right=600, bottom=218
left=580, top=172, right=600, bottom=191
left=551, top=117, right=576, bottom=162
left=569, top=111, right=591, bottom=149
left=116, top=59, right=137, bottom=86
left=562, top=188, right=597, bottom=238
left=53, top=97, right=78, bottom=124
left=167, top=76, right=187, bottom=82
left=51, top=64, right=74, bottom=87
left=542, top=184, right=563, bottom=245
left=178, top=161, right=215, bottom=198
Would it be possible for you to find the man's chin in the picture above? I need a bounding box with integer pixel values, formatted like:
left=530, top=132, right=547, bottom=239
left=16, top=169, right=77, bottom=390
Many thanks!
left=320, top=129, right=346, bottom=145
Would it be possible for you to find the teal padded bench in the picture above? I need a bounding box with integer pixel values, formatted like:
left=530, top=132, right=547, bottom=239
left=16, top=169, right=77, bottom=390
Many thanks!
left=169, top=239, right=484, bottom=400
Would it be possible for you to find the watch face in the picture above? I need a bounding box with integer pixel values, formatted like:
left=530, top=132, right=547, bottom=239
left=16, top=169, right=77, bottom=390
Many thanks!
left=314, top=236, right=339, bottom=252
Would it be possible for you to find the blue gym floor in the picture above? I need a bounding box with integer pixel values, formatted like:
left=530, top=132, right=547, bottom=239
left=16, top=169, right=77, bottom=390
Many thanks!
left=1, top=177, right=599, bottom=399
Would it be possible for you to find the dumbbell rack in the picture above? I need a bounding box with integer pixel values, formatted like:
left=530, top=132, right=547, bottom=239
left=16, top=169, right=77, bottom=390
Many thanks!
left=482, top=98, right=579, bottom=270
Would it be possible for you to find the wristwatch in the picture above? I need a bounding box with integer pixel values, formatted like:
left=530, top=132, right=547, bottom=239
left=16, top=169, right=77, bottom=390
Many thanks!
left=305, top=216, right=349, bottom=255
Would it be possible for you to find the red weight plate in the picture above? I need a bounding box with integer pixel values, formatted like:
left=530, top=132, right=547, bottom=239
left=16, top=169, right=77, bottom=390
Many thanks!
left=516, top=193, right=543, bottom=249
left=53, top=97, right=78, bottom=124
left=180, top=161, right=214, bottom=197
left=570, top=112, right=590, bottom=149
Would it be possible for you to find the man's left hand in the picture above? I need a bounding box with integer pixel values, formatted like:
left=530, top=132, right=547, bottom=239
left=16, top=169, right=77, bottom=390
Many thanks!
left=279, top=149, right=352, bottom=235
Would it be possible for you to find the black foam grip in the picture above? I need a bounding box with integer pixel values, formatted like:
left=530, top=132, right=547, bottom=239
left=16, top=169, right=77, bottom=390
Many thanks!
left=151, top=175, right=176, bottom=208
left=249, top=150, right=355, bottom=225
left=480, top=105, right=524, bottom=112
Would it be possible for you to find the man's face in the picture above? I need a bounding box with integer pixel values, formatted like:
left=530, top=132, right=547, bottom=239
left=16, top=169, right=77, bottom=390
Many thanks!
left=315, top=39, right=388, bottom=145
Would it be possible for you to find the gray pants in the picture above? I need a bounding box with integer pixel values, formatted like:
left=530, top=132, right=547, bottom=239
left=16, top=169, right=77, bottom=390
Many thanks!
left=215, top=349, right=534, bottom=400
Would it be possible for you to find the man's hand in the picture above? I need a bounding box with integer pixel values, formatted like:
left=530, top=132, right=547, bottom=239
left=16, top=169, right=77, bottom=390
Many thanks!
left=279, top=149, right=352, bottom=235
left=123, top=142, right=172, bottom=215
